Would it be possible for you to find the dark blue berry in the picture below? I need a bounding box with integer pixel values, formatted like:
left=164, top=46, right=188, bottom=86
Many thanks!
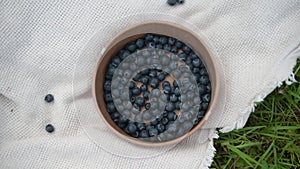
left=148, top=128, right=158, bottom=137
left=177, top=0, right=184, bottom=4
left=150, top=78, right=159, bottom=88
left=129, top=81, right=136, bottom=89
left=206, top=85, right=212, bottom=93
left=174, top=87, right=181, bottom=96
left=143, top=91, right=150, bottom=100
left=147, top=42, right=155, bottom=48
left=145, top=34, right=154, bottom=42
left=162, top=81, right=170, bottom=87
left=104, top=81, right=111, bottom=91
left=168, top=37, right=176, bottom=45
left=199, top=68, right=208, bottom=75
left=197, top=111, right=204, bottom=119
left=182, top=45, right=191, bottom=54
left=141, top=76, right=150, bottom=85
left=190, top=52, right=199, bottom=60
left=165, top=103, right=175, bottom=112
left=104, top=93, right=113, bottom=102
left=163, top=44, right=171, bottom=51
left=173, top=80, right=179, bottom=87
left=175, top=101, right=181, bottom=110
left=140, top=69, right=150, bottom=75
left=202, top=94, right=211, bottom=102
left=178, top=53, right=187, bottom=61
left=136, top=123, right=146, bottom=131
left=156, top=44, right=163, bottom=49
left=198, top=84, right=206, bottom=95
left=127, top=123, right=137, bottom=134
left=145, top=103, right=151, bottom=110
left=120, top=50, right=130, bottom=60
left=150, top=119, right=158, bottom=126
left=170, top=94, right=178, bottom=103
left=131, top=131, right=139, bottom=138
left=159, top=36, right=168, bottom=44
left=201, top=102, right=209, bottom=110
left=163, top=85, right=171, bottom=94
left=140, top=84, right=147, bottom=92
left=135, top=97, right=145, bottom=107
left=45, top=124, right=55, bottom=133
left=175, top=41, right=183, bottom=48
left=132, top=87, right=141, bottom=96
left=136, top=39, right=145, bottom=49
left=127, top=43, right=137, bottom=53
left=133, top=73, right=142, bottom=82
left=112, top=57, right=121, bottom=67
left=149, top=69, right=157, bottom=77
left=107, top=102, right=116, bottom=113
left=156, top=124, right=165, bottom=133
left=167, top=0, right=176, bottom=6
left=45, top=94, right=54, bottom=103
left=193, top=67, right=200, bottom=74
left=111, top=112, right=120, bottom=120
left=167, top=111, right=177, bottom=121
left=192, top=58, right=201, bottom=67
left=170, top=46, right=178, bottom=53
left=162, top=117, right=169, bottom=125
left=158, top=72, right=166, bottom=81
left=153, top=36, right=159, bottom=43
left=139, top=130, right=149, bottom=138
left=130, top=97, right=135, bottom=103
left=199, top=76, right=209, bottom=85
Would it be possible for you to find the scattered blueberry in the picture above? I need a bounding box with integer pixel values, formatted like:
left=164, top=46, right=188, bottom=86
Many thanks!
left=45, top=124, right=55, bottom=133
left=167, top=0, right=177, bottom=6
left=45, top=94, right=54, bottom=103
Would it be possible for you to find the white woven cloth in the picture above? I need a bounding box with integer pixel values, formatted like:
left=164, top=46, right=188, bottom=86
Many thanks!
left=1, top=0, right=299, bottom=168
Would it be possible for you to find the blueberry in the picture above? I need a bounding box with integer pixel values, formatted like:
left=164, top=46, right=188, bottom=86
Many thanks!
left=132, top=73, right=141, bottom=82
left=193, top=119, right=199, bottom=125
left=119, top=115, right=129, bottom=123
left=162, top=81, right=170, bottom=88
left=149, top=69, right=157, bottom=77
left=153, top=36, right=159, bottom=43
left=127, top=43, right=137, bottom=53
left=199, top=76, right=209, bottom=85
left=45, top=124, right=55, bottom=133
left=202, top=94, right=211, bottom=102
left=170, top=94, right=178, bottom=103
left=178, top=53, right=187, bottom=62
left=177, top=0, right=184, bottom=4
left=197, top=111, right=204, bottom=119
left=175, top=101, right=181, bottom=110
left=158, top=72, right=166, bottom=81
left=141, top=76, right=150, bottom=85
left=129, top=81, right=136, bottom=89
left=140, top=69, right=150, bottom=75
left=130, top=97, right=135, bottom=103
left=170, top=46, right=178, bottom=53
left=148, top=128, right=158, bottom=137
left=168, top=37, right=176, bottom=45
left=201, top=102, right=209, bottom=110
left=167, top=0, right=177, bottom=6
left=159, top=36, right=168, bottom=44
left=131, top=131, right=139, bottom=138
left=167, top=111, right=177, bottom=121
left=155, top=44, right=163, bottom=49
left=150, top=78, right=159, bottom=88
left=198, top=84, right=206, bottom=95
left=132, top=105, right=140, bottom=114
left=190, top=52, right=199, bottom=60
left=175, top=41, right=183, bottom=48
left=151, top=88, right=161, bottom=97
left=111, top=112, right=120, bottom=119
left=156, top=124, right=165, bottom=133
left=106, top=102, right=116, bottom=113
left=182, top=45, right=191, bottom=54
left=120, top=50, right=130, bottom=60
left=145, top=103, right=151, bottom=110
left=140, top=84, right=147, bottom=92
left=139, top=130, right=149, bottom=138
left=192, top=67, right=200, bottom=74
left=143, top=91, right=150, bottom=100
left=174, top=87, right=181, bottom=96
left=165, top=103, right=175, bottom=112
left=150, top=119, right=158, bottom=126
left=162, top=117, right=169, bottom=125
left=135, top=97, right=145, bottom=107
left=146, top=125, right=154, bottom=131
left=112, top=57, right=121, bottom=67
left=136, top=39, right=145, bottom=49
left=127, top=123, right=137, bottom=134
left=104, top=93, right=113, bottom=102
left=199, top=68, right=208, bottom=75
left=173, top=80, right=179, bottom=87
left=123, top=109, right=132, bottom=117
left=132, top=87, right=141, bottom=96
left=163, top=85, right=171, bottom=94
left=136, top=123, right=146, bottom=131
left=192, top=58, right=201, bottom=67
left=145, top=34, right=154, bottom=42
left=45, top=94, right=54, bottom=103
left=147, top=42, right=155, bottom=48
left=163, top=44, right=171, bottom=51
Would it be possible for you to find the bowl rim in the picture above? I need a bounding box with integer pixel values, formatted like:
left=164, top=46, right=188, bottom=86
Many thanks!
left=92, top=21, right=220, bottom=147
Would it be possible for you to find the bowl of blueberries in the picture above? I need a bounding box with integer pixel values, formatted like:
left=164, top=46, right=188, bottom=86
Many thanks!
left=93, top=21, right=220, bottom=146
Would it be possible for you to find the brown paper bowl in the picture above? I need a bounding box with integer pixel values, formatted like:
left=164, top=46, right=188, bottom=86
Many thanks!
left=92, top=21, right=220, bottom=146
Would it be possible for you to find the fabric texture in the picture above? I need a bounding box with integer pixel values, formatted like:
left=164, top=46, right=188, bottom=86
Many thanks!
left=0, top=0, right=299, bottom=168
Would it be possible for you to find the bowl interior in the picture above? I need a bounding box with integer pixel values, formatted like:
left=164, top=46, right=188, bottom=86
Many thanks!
left=93, top=21, right=219, bottom=146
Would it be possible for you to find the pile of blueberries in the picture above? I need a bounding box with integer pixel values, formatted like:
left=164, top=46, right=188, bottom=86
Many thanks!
left=103, top=33, right=211, bottom=141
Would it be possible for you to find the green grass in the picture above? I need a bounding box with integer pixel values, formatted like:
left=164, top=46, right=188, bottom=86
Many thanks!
left=211, top=59, right=300, bottom=169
